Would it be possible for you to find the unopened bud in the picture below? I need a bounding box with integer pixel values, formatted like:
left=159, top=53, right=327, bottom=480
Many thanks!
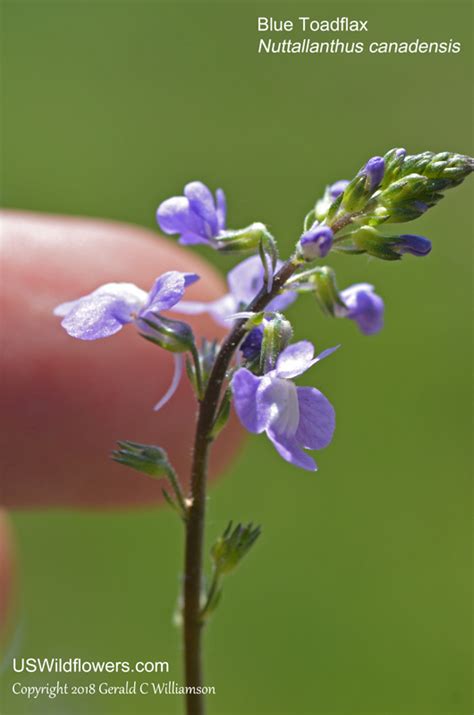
left=298, top=223, right=334, bottom=260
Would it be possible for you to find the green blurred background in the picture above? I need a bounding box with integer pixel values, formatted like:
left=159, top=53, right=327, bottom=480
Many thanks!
left=1, top=1, right=472, bottom=713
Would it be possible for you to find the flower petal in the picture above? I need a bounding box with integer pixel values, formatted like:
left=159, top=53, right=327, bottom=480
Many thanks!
left=215, top=188, right=227, bottom=231
left=275, top=341, right=315, bottom=379
left=178, top=232, right=214, bottom=246
left=156, top=196, right=206, bottom=237
left=59, top=283, right=147, bottom=340
left=173, top=294, right=237, bottom=326
left=143, top=271, right=197, bottom=315
left=184, top=181, right=218, bottom=235
left=266, top=428, right=317, bottom=471
left=231, top=368, right=265, bottom=434
left=256, top=375, right=299, bottom=436
left=153, top=354, right=183, bottom=411
left=227, top=255, right=265, bottom=306
left=295, top=387, right=335, bottom=450
left=351, top=289, right=384, bottom=335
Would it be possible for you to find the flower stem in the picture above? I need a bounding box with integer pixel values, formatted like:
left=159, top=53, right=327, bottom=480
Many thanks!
left=182, top=257, right=298, bottom=715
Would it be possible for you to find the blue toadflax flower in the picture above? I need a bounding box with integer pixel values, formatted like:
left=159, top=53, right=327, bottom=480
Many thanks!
left=174, top=255, right=297, bottom=326
left=157, top=181, right=227, bottom=246
left=231, top=341, right=337, bottom=471
left=337, top=283, right=384, bottom=335
left=54, top=271, right=199, bottom=410
left=54, top=272, right=199, bottom=340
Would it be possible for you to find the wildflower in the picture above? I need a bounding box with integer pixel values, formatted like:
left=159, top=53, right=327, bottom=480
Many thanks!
left=232, top=341, right=337, bottom=471
left=337, top=283, right=384, bottom=335
left=174, top=255, right=296, bottom=326
left=54, top=271, right=199, bottom=409
left=157, top=181, right=226, bottom=246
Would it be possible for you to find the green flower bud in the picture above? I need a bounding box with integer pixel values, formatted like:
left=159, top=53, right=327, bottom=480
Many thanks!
left=350, top=226, right=401, bottom=261
left=112, top=441, right=173, bottom=479
left=381, top=148, right=406, bottom=187
left=341, top=173, right=370, bottom=212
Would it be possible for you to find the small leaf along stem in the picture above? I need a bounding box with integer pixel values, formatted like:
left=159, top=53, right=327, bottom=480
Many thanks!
left=182, top=257, right=298, bottom=715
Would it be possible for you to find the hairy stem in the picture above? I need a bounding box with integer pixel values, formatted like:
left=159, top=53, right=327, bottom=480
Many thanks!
left=182, top=257, right=297, bottom=715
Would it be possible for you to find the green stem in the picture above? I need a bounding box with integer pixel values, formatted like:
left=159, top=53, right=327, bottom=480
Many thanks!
left=182, top=257, right=298, bottom=715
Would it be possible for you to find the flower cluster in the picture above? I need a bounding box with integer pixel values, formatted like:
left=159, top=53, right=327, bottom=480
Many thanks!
left=54, top=148, right=473, bottom=476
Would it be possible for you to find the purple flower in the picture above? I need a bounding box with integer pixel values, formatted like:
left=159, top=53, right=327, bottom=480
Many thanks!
left=362, top=156, right=385, bottom=192
left=232, top=341, right=337, bottom=471
left=328, top=180, right=349, bottom=200
left=174, top=255, right=297, bottom=326
left=156, top=181, right=226, bottom=246
left=337, top=283, right=384, bottom=335
left=392, top=234, right=432, bottom=257
left=54, top=272, right=198, bottom=340
left=54, top=272, right=199, bottom=410
left=299, top=224, right=334, bottom=259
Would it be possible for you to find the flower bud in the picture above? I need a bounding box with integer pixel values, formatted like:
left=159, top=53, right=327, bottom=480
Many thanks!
left=298, top=223, right=334, bottom=260
left=391, top=234, right=432, bottom=256
left=379, top=173, right=428, bottom=206
left=112, top=441, right=173, bottom=478
left=351, top=226, right=402, bottom=261
left=363, top=156, right=385, bottom=192
left=350, top=226, right=431, bottom=260
left=381, top=147, right=406, bottom=187
left=341, top=173, right=370, bottom=212
left=382, top=200, right=429, bottom=223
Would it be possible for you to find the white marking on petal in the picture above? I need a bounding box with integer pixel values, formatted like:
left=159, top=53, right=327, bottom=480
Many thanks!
left=260, top=377, right=300, bottom=437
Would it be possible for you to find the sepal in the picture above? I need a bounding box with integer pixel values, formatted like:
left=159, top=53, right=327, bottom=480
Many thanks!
left=139, top=314, right=195, bottom=353
left=211, top=521, right=262, bottom=576
left=112, top=441, right=173, bottom=479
